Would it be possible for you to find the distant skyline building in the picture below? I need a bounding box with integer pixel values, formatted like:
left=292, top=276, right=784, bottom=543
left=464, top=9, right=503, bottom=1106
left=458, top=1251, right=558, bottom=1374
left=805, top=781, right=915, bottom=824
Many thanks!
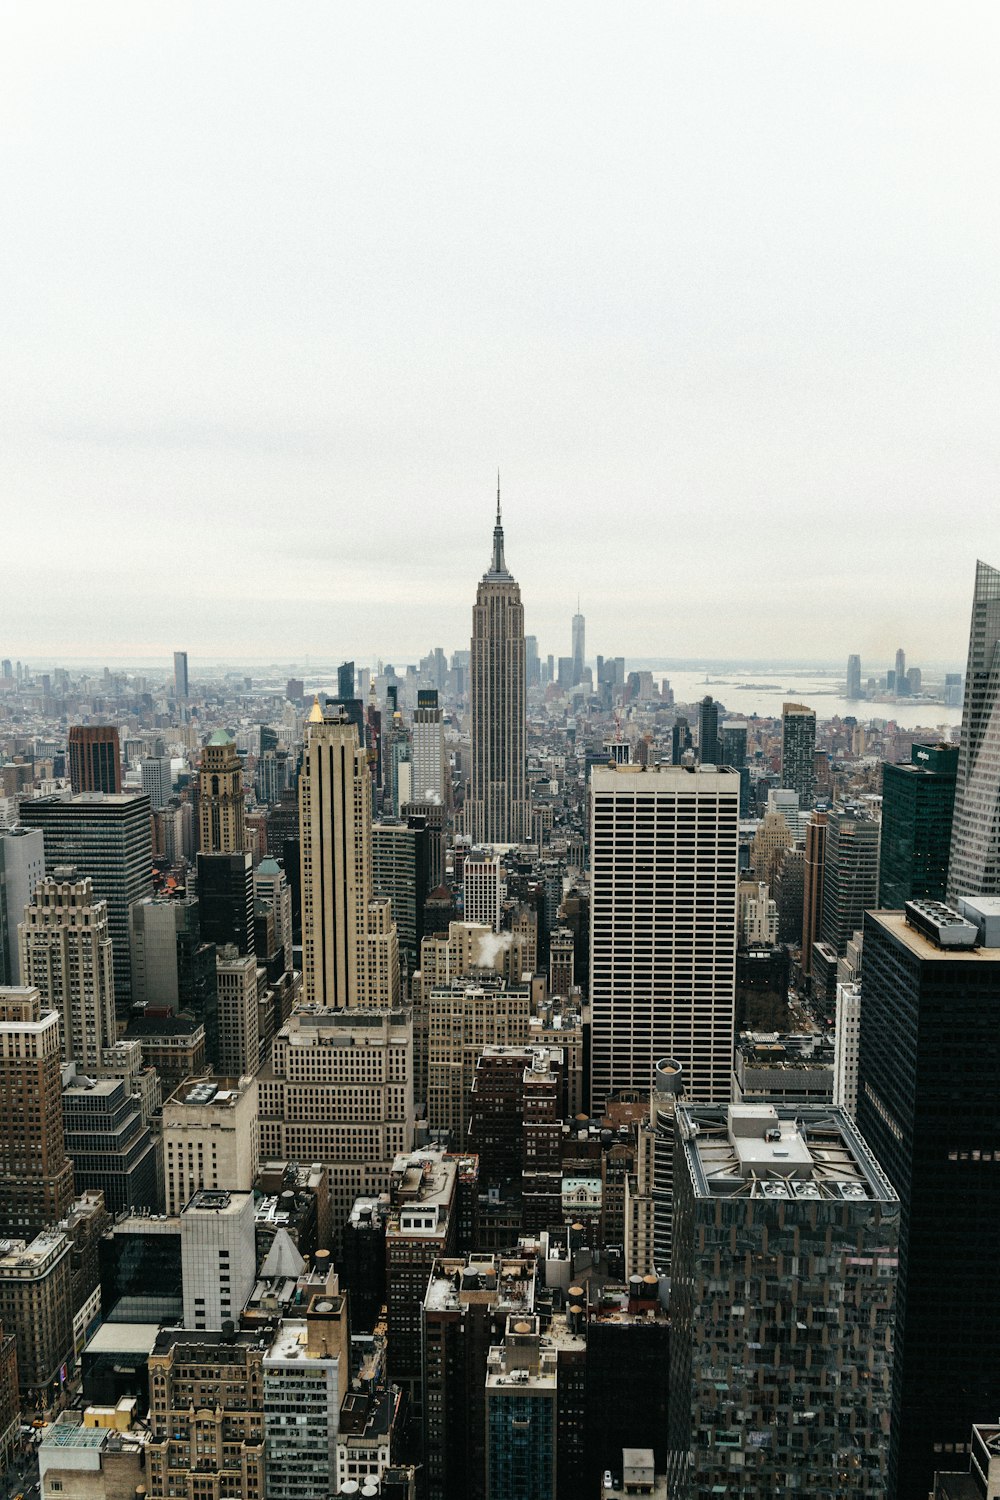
left=589, top=763, right=739, bottom=1111
left=948, top=558, right=1000, bottom=902
left=198, top=729, right=246, bottom=853
left=466, top=492, right=529, bottom=845
left=571, top=606, right=585, bottom=686
left=67, top=725, right=122, bottom=795
left=846, top=652, right=862, bottom=700
left=895, top=646, right=906, bottom=685
left=780, top=701, right=817, bottom=807
left=173, top=650, right=189, bottom=717
left=696, top=695, right=719, bottom=765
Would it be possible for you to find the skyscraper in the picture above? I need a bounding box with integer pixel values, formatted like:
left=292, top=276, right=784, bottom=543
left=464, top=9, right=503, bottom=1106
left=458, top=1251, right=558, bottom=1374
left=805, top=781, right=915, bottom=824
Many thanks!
left=18, top=873, right=116, bottom=1069
left=467, top=491, right=529, bottom=845
left=141, top=753, right=174, bottom=811
left=895, top=646, right=906, bottom=686
left=67, top=725, right=122, bottom=795
left=820, top=806, right=880, bottom=957
left=18, top=794, right=153, bottom=1013
left=948, top=559, right=1000, bottom=903
left=0, top=827, right=45, bottom=986
left=879, top=742, right=958, bottom=910
left=669, top=1101, right=898, bottom=1499
left=780, top=701, right=817, bottom=807
left=589, top=763, right=739, bottom=1111
left=801, top=808, right=828, bottom=980
left=412, top=688, right=447, bottom=804
left=696, top=696, right=720, bottom=765
left=0, top=986, right=75, bottom=1242
left=856, top=899, right=1000, bottom=1499
left=337, top=660, right=355, bottom=700
left=299, top=703, right=399, bottom=1008
left=198, top=730, right=246, bottom=853
left=571, top=606, right=585, bottom=686
left=846, top=653, right=862, bottom=700
left=173, top=650, right=189, bottom=717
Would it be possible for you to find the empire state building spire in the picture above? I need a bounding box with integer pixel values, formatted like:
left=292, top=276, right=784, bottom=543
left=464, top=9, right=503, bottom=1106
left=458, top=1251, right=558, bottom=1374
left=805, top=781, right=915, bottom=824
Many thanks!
left=466, top=481, right=529, bottom=844
left=488, top=471, right=510, bottom=578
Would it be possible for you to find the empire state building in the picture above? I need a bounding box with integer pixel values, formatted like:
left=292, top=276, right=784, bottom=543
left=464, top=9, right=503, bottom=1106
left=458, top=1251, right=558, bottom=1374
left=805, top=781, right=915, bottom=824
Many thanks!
left=466, top=490, right=529, bottom=845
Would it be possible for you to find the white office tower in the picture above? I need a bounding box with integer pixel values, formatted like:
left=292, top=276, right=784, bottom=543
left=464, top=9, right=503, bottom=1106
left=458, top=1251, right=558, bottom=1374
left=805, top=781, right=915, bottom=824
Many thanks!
left=589, top=764, right=740, bottom=1112
left=162, top=1076, right=260, bottom=1217
left=833, top=981, right=861, bottom=1116
left=18, top=871, right=116, bottom=1070
left=463, top=848, right=503, bottom=932
left=140, top=754, right=173, bottom=811
left=299, top=704, right=400, bottom=1008
left=254, top=858, right=294, bottom=973
left=948, top=559, right=1000, bottom=902
left=180, top=1187, right=257, bottom=1330
left=411, top=690, right=447, bottom=804
left=215, top=947, right=262, bottom=1078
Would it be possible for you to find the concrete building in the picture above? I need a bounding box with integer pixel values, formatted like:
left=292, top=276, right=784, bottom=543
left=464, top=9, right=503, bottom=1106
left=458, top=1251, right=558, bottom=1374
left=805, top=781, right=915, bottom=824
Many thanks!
left=129, top=892, right=218, bottom=1039
left=179, top=1188, right=257, bottom=1331
left=139, top=754, right=173, bottom=812
left=372, top=816, right=429, bottom=984
left=19, top=873, right=116, bottom=1070
left=463, top=847, right=503, bottom=932
left=732, top=1030, right=834, bottom=1104
left=0, top=1230, right=74, bottom=1402
left=198, top=729, right=246, bottom=854
left=589, top=764, right=739, bottom=1111
left=299, top=706, right=400, bottom=1008
left=38, top=1410, right=148, bottom=1500
left=162, top=1075, right=259, bottom=1217
left=67, top=726, right=122, bottom=796
left=739, top=879, right=778, bottom=946
left=426, top=973, right=532, bottom=1141
left=257, top=1005, right=414, bottom=1245
left=833, top=981, right=861, bottom=1116
left=385, top=1149, right=459, bottom=1409
left=696, top=696, right=719, bottom=766
left=146, top=1325, right=268, bottom=1499
left=253, top=857, right=293, bottom=973
left=215, top=946, right=263, bottom=1078
left=486, top=1316, right=558, bottom=1500
left=62, top=1070, right=158, bottom=1214
left=0, top=1320, right=17, bottom=1477
left=264, top=1288, right=349, bottom=1500
left=846, top=653, right=862, bottom=701
left=19, top=793, right=153, bottom=1012
left=801, top=808, right=828, bottom=979
left=669, top=1101, right=899, bottom=1499
left=412, top=688, right=447, bottom=804
left=0, top=987, right=75, bottom=1241
left=423, top=1254, right=537, bottom=1500
left=0, top=826, right=45, bottom=985
left=466, top=495, right=530, bottom=845
left=820, top=806, right=880, bottom=958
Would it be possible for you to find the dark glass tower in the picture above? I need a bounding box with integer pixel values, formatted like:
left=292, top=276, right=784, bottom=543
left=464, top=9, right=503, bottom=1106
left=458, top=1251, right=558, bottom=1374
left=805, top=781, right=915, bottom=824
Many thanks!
left=856, top=901, right=1000, bottom=1500
left=781, top=701, right=817, bottom=807
left=196, top=850, right=255, bottom=956
left=67, top=725, right=122, bottom=794
left=696, top=696, right=719, bottom=765
left=948, top=559, right=1000, bottom=902
left=878, top=742, right=958, bottom=909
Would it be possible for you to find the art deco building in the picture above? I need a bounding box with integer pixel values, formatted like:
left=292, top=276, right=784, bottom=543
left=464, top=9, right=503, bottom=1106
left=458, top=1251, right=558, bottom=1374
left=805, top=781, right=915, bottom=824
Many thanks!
left=948, top=558, right=1000, bottom=901
left=199, top=729, right=246, bottom=853
left=299, top=704, right=399, bottom=1008
left=589, top=763, right=739, bottom=1111
left=466, top=496, right=529, bottom=845
left=162, top=1075, right=259, bottom=1218
left=18, top=872, right=116, bottom=1069
left=0, top=986, right=75, bottom=1241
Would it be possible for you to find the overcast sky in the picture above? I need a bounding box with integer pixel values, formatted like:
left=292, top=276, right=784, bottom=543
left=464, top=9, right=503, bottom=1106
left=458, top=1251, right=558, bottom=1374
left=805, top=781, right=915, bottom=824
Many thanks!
left=2, top=3, right=998, bottom=670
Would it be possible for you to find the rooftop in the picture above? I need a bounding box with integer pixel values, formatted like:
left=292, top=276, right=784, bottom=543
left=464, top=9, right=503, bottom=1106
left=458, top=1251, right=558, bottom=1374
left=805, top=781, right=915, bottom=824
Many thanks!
left=679, top=1103, right=899, bottom=1204
left=873, top=908, right=1000, bottom=962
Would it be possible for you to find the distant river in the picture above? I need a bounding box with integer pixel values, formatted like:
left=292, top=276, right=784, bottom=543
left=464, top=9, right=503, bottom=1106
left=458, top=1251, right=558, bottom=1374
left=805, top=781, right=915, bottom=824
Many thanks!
left=643, top=667, right=962, bottom=732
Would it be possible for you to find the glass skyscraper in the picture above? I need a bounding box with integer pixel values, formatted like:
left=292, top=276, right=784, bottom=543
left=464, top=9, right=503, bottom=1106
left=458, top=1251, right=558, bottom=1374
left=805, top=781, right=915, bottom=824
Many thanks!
left=948, top=558, right=1000, bottom=902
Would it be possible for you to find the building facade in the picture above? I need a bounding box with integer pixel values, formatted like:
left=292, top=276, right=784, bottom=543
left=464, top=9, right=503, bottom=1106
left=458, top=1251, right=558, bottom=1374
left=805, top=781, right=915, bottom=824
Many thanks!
left=19, top=874, right=116, bottom=1070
